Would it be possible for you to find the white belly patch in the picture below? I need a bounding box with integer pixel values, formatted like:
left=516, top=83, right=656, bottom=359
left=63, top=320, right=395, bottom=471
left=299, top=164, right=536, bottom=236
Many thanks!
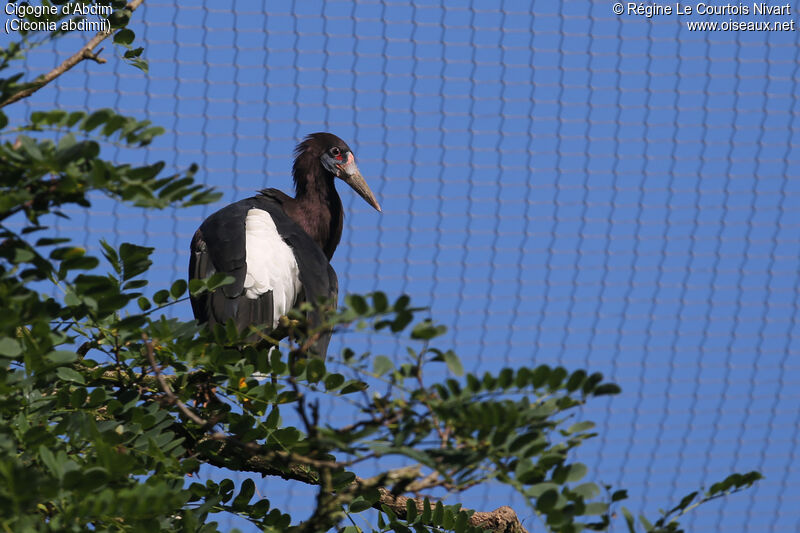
left=243, top=208, right=302, bottom=328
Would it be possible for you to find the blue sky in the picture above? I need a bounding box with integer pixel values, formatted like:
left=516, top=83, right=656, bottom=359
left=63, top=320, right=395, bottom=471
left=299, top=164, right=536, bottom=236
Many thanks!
left=3, top=1, right=799, bottom=531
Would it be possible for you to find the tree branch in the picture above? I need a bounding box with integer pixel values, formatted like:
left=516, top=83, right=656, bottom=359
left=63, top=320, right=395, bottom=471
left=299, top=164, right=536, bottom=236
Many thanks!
left=201, top=437, right=530, bottom=533
left=0, top=0, right=145, bottom=109
left=137, top=335, right=529, bottom=532
left=143, top=334, right=212, bottom=429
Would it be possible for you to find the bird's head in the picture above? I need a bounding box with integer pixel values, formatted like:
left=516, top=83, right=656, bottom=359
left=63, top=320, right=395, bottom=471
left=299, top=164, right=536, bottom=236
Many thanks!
left=296, top=132, right=381, bottom=212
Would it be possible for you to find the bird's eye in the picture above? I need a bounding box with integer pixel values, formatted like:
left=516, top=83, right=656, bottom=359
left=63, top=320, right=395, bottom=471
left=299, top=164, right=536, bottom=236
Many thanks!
left=330, top=147, right=340, bottom=156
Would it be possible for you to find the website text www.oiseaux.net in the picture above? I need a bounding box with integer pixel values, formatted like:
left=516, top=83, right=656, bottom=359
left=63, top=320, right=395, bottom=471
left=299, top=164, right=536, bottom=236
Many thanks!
left=685, top=18, right=795, bottom=31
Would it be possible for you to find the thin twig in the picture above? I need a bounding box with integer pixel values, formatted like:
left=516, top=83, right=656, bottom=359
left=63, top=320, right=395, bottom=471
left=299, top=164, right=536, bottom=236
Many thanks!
left=0, top=0, right=145, bottom=108
left=142, top=334, right=210, bottom=428
left=414, top=342, right=449, bottom=446
left=289, top=376, right=316, bottom=439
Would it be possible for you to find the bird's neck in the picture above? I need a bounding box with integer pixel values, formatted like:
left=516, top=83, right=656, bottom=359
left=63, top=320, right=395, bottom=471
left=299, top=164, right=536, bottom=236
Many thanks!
left=294, top=170, right=343, bottom=259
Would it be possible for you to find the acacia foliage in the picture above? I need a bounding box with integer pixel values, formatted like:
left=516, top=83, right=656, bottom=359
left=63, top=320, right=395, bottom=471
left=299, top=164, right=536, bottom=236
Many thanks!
left=0, top=5, right=761, bottom=533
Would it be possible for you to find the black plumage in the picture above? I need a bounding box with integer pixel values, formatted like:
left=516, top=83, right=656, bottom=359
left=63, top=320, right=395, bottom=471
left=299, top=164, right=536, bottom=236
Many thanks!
left=189, top=133, right=380, bottom=358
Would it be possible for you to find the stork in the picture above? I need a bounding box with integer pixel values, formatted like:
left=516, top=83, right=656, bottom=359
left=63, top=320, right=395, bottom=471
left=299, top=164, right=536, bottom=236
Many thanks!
left=189, top=132, right=381, bottom=358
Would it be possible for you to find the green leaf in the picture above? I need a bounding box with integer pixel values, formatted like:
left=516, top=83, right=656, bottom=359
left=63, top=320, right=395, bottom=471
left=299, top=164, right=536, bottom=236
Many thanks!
left=119, top=242, right=154, bottom=281
left=13, top=248, right=35, bottom=264
left=410, top=319, right=446, bottom=340
left=70, top=387, right=87, bottom=407
left=0, top=337, right=22, bottom=357
left=372, top=291, right=388, bottom=312
left=45, top=350, right=78, bottom=365
left=123, top=279, right=149, bottom=291
left=566, top=369, right=587, bottom=391
left=124, top=47, right=144, bottom=59
left=584, top=502, right=609, bottom=515
left=80, top=467, right=109, bottom=490
left=137, top=297, right=151, bottom=311
left=443, top=350, right=463, bottom=376
left=349, top=498, right=372, bottom=513
left=251, top=497, right=270, bottom=517
left=153, top=290, right=170, bottom=304
left=126, top=58, right=149, bottom=74
left=277, top=391, right=298, bottom=404
left=340, top=380, right=368, bottom=394
left=38, top=446, right=61, bottom=479
left=18, top=135, right=43, bottom=160
left=406, top=499, right=417, bottom=523
left=372, top=355, right=394, bottom=376
left=671, top=491, right=698, bottom=514
left=346, top=294, right=368, bottom=314
left=565, top=421, right=595, bottom=435
left=324, top=373, right=345, bottom=390
left=207, top=272, right=235, bottom=290
left=232, top=479, right=255, bottom=511
left=433, top=501, right=444, bottom=525
left=56, top=367, right=85, bottom=384
left=82, top=109, right=113, bottom=132
left=88, top=388, right=107, bottom=407
left=391, top=310, right=414, bottom=332
left=454, top=510, right=468, bottom=533
left=170, top=279, right=187, bottom=299
left=622, top=507, right=636, bottom=533
left=441, top=508, right=455, bottom=529
left=535, top=489, right=558, bottom=512
left=612, top=489, right=628, bottom=502
left=420, top=498, right=432, bottom=524
left=306, top=358, right=325, bottom=383
left=573, top=482, right=600, bottom=499
left=59, top=255, right=99, bottom=275
left=331, top=470, right=355, bottom=490
left=264, top=407, right=280, bottom=429
left=548, top=366, right=568, bottom=389
left=498, top=367, right=514, bottom=388
left=114, top=28, right=135, bottom=46
left=100, top=239, right=121, bottom=274
left=531, top=365, right=551, bottom=387
left=188, top=278, right=205, bottom=295
left=593, top=383, right=621, bottom=396
left=393, top=294, right=411, bottom=310
left=526, top=482, right=559, bottom=498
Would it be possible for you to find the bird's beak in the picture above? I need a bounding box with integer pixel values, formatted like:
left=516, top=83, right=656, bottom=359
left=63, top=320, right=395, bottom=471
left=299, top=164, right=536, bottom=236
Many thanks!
left=338, top=152, right=381, bottom=212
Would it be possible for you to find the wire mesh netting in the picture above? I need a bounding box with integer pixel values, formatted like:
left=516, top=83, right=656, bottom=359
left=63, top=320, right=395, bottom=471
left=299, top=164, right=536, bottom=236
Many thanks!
left=2, top=1, right=799, bottom=531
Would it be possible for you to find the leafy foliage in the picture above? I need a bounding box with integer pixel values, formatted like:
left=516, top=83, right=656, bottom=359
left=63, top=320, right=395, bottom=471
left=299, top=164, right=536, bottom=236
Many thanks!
left=0, top=10, right=761, bottom=533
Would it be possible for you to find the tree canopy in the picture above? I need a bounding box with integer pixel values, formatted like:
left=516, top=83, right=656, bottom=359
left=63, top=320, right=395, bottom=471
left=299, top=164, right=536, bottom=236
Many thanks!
left=0, top=3, right=760, bottom=532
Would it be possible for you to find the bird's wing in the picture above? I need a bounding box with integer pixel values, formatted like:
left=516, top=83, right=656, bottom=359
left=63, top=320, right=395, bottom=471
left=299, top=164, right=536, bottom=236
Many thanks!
left=189, top=198, right=275, bottom=332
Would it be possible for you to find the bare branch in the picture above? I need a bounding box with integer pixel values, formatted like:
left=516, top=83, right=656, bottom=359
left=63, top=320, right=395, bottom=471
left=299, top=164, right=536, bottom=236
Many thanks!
left=0, top=0, right=144, bottom=109
left=143, top=334, right=211, bottom=429
left=82, top=47, right=107, bottom=64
